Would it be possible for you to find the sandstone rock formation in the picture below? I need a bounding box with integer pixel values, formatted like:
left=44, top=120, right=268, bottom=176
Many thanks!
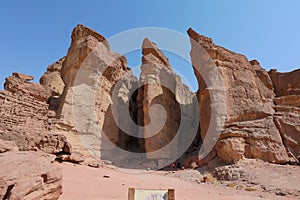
left=138, top=38, right=177, bottom=160
left=40, top=57, right=65, bottom=112
left=138, top=38, right=198, bottom=165
left=188, top=28, right=290, bottom=164
left=270, top=69, right=300, bottom=163
left=44, top=25, right=199, bottom=168
left=269, top=69, right=300, bottom=96
left=0, top=138, right=18, bottom=153
left=40, top=57, right=65, bottom=98
left=56, top=24, right=135, bottom=160
left=5, top=72, right=50, bottom=101
left=0, top=73, right=70, bottom=154
left=0, top=151, right=62, bottom=200
left=0, top=24, right=299, bottom=173
left=106, top=71, right=139, bottom=152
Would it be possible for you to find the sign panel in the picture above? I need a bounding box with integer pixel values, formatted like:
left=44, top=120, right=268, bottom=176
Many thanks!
left=134, top=189, right=168, bottom=200
left=128, top=188, right=175, bottom=200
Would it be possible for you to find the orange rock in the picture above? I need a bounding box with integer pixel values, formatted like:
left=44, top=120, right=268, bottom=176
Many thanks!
left=188, top=28, right=290, bottom=164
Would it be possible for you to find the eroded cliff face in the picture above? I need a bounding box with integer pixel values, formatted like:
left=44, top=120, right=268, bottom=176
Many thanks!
left=54, top=24, right=135, bottom=159
left=269, top=69, right=300, bottom=96
left=0, top=24, right=299, bottom=169
left=188, top=28, right=291, bottom=165
left=270, top=69, right=300, bottom=163
left=0, top=73, right=70, bottom=154
left=137, top=38, right=198, bottom=164
left=138, top=38, right=177, bottom=160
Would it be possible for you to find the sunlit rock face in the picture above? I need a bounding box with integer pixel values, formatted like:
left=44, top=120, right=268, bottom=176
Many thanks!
left=0, top=72, right=70, bottom=154
left=188, top=28, right=290, bottom=164
left=270, top=69, right=300, bottom=163
left=0, top=24, right=299, bottom=170
left=137, top=38, right=197, bottom=162
left=56, top=24, right=133, bottom=159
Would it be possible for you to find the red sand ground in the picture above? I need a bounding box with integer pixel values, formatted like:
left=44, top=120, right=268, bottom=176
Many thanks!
left=56, top=162, right=298, bottom=200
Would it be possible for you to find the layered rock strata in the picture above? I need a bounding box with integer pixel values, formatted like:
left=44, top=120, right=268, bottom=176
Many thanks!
left=0, top=24, right=299, bottom=169
left=270, top=69, right=300, bottom=163
left=0, top=143, right=62, bottom=200
left=188, top=28, right=290, bottom=164
left=0, top=73, right=70, bottom=154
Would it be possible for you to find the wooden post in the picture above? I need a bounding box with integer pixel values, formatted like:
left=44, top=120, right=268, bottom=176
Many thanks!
left=128, top=188, right=135, bottom=200
left=168, top=189, right=175, bottom=200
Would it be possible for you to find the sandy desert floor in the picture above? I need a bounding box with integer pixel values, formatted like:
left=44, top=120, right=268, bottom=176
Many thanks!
left=56, top=161, right=299, bottom=200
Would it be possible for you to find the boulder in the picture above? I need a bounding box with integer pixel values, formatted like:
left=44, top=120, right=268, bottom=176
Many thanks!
left=0, top=139, right=18, bottom=153
left=0, top=151, right=62, bottom=200
left=40, top=57, right=65, bottom=98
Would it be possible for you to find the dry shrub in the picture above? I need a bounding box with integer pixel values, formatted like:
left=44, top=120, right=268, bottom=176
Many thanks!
left=226, top=182, right=236, bottom=187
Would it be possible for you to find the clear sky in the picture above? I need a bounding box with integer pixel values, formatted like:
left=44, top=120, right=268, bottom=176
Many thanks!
left=0, top=1, right=299, bottom=91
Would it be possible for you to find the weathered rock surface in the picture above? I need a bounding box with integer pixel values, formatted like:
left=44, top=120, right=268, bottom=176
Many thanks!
left=0, top=151, right=62, bottom=200
left=4, top=72, right=50, bottom=101
left=138, top=38, right=198, bottom=162
left=270, top=69, right=300, bottom=163
left=269, top=69, right=300, bottom=96
left=0, top=139, right=18, bottom=153
left=40, top=57, right=65, bottom=98
left=214, top=159, right=300, bottom=197
left=138, top=38, right=177, bottom=159
left=57, top=24, right=134, bottom=160
left=0, top=84, right=70, bottom=154
left=188, top=28, right=290, bottom=164
left=214, top=164, right=246, bottom=181
left=0, top=24, right=299, bottom=173
left=40, top=57, right=65, bottom=112
left=106, top=71, right=139, bottom=151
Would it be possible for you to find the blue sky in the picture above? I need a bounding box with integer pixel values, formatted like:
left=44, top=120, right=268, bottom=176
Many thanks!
left=0, top=1, right=299, bottom=91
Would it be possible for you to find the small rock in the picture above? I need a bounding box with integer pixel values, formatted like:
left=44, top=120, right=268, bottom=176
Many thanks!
left=0, top=139, right=19, bottom=153
left=84, top=157, right=100, bottom=168
left=102, top=160, right=113, bottom=165
left=275, top=191, right=287, bottom=196
left=245, top=187, right=257, bottom=192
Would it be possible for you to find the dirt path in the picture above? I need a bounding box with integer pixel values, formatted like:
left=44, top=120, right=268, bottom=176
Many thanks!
left=56, top=162, right=297, bottom=200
